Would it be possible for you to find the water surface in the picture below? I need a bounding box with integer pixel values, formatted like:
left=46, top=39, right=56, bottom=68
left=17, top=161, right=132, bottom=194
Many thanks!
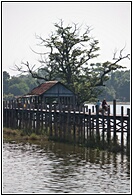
left=3, top=140, right=130, bottom=194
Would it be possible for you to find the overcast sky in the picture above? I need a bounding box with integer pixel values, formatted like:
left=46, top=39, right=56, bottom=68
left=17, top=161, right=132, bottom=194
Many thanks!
left=2, top=2, right=131, bottom=76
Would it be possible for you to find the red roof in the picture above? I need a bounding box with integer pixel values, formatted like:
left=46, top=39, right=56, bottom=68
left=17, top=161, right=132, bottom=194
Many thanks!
left=28, top=81, right=58, bottom=96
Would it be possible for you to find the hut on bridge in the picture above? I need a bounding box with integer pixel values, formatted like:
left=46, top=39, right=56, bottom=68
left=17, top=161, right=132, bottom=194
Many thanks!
left=21, top=81, right=77, bottom=109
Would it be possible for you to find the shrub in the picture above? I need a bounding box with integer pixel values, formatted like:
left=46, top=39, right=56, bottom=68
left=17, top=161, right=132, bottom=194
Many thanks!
left=29, top=133, right=40, bottom=140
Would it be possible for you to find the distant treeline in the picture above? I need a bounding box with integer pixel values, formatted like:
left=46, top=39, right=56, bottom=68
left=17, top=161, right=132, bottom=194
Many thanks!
left=99, top=70, right=130, bottom=102
left=3, top=70, right=130, bottom=102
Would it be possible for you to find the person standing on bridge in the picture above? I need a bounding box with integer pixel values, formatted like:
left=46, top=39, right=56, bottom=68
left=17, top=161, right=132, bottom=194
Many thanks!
left=102, top=98, right=108, bottom=111
left=95, top=100, right=101, bottom=112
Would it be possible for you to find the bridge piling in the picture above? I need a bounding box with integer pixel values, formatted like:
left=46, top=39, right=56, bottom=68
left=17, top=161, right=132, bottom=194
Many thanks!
left=3, top=100, right=130, bottom=152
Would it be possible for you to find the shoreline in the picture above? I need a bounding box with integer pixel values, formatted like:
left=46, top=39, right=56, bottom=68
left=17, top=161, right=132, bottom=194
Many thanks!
left=3, top=127, right=129, bottom=155
left=3, top=127, right=48, bottom=144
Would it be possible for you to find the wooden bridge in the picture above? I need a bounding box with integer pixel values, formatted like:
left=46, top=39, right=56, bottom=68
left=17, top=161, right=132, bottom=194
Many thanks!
left=3, top=100, right=130, bottom=152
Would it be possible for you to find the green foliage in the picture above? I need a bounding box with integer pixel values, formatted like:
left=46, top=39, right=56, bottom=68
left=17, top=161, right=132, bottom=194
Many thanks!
left=3, top=71, right=10, bottom=94
left=99, top=70, right=130, bottom=101
left=9, top=82, right=29, bottom=96
left=3, top=127, right=47, bottom=142
left=3, top=71, right=38, bottom=100
left=29, top=133, right=40, bottom=140
left=3, top=69, right=130, bottom=102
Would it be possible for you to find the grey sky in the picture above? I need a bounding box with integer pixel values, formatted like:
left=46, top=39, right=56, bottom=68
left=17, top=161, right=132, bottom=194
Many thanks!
left=2, top=2, right=131, bottom=76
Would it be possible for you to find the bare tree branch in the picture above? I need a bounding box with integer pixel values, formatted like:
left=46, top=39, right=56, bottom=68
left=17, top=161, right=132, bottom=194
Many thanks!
left=29, top=46, right=49, bottom=56
left=14, top=61, right=48, bottom=81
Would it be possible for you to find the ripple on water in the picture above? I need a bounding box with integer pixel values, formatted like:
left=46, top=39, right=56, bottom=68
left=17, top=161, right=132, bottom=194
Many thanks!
left=3, top=141, right=130, bottom=194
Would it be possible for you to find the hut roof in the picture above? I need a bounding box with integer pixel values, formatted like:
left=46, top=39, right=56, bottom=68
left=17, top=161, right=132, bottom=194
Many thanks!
left=27, top=81, right=58, bottom=96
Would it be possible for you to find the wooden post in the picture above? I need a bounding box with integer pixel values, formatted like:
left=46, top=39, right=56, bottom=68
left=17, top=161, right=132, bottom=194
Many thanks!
left=86, top=105, right=88, bottom=113
left=77, top=110, right=81, bottom=144
left=49, top=103, right=52, bottom=137
left=36, top=105, right=40, bottom=134
left=41, top=103, right=44, bottom=133
left=67, top=107, right=71, bottom=142
left=113, top=99, right=116, bottom=142
left=13, top=107, right=17, bottom=129
left=54, top=105, right=57, bottom=138
left=62, top=107, right=66, bottom=141
left=32, top=107, right=35, bottom=132
left=3, top=101, right=6, bottom=127
left=107, top=105, right=111, bottom=143
left=61, top=106, right=65, bottom=141
left=45, top=104, right=48, bottom=135
left=121, top=106, right=124, bottom=148
left=88, top=109, right=92, bottom=138
left=8, top=101, right=12, bottom=128
left=96, top=105, right=100, bottom=142
left=25, top=110, right=28, bottom=132
left=73, top=108, right=76, bottom=143
left=6, top=101, right=8, bottom=127
left=28, top=107, right=32, bottom=132
left=83, top=106, right=86, bottom=144
left=127, top=108, right=130, bottom=147
left=18, top=109, right=21, bottom=130
left=86, top=108, right=89, bottom=143
left=4, top=101, right=7, bottom=127
left=58, top=102, right=62, bottom=140
left=22, top=103, right=25, bottom=130
left=92, top=106, right=94, bottom=113
left=7, top=103, right=10, bottom=128
left=102, top=109, right=105, bottom=143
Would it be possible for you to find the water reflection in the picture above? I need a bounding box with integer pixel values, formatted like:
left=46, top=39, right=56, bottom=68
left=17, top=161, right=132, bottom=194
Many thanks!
left=3, top=141, right=130, bottom=194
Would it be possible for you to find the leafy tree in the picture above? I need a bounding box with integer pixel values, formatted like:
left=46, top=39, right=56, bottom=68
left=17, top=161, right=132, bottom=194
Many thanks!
left=9, top=82, right=29, bottom=96
left=3, top=71, right=10, bottom=94
left=3, top=72, right=38, bottom=99
left=99, top=70, right=130, bottom=101
left=16, top=74, right=38, bottom=90
left=115, top=70, right=130, bottom=101
left=14, top=20, right=130, bottom=103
